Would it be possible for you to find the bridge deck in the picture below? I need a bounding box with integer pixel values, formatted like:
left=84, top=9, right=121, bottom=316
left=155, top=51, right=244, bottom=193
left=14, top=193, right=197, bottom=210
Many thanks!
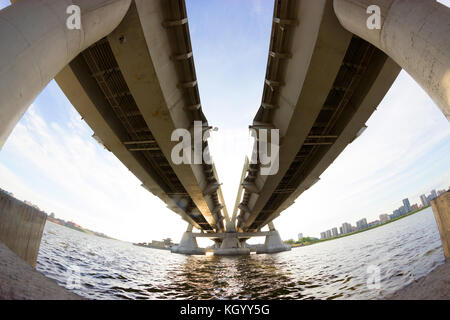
left=55, top=0, right=226, bottom=232
left=236, top=0, right=401, bottom=232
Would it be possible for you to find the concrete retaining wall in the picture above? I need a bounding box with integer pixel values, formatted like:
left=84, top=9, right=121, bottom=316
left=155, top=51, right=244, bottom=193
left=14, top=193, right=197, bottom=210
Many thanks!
left=431, top=191, right=450, bottom=260
left=0, top=191, right=47, bottom=267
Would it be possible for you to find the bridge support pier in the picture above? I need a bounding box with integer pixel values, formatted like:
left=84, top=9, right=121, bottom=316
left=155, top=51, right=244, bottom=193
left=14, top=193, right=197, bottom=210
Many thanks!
left=256, top=223, right=291, bottom=254
left=170, top=224, right=205, bottom=255
left=214, top=233, right=250, bottom=256
left=333, top=0, right=450, bottom=120
left=171, top=223, right=291, bottom=256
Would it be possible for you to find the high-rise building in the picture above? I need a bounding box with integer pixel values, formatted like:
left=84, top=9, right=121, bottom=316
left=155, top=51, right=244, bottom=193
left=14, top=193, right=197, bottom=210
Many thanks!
left=332, top=227, right=339, bottom=237
left=400, top=205, right=408, bottom=215
left=420, top=194, right=429, bottom=207
left=379, top=214, right=390, bottom=223
left=326, top=230, right=332, bottom=239
left=402, top=198, right=411, bottom=213
left=320, top=232, right=326, bottom=240
left=356, top=218, right=368, bottom=230
left=392, top=209, right=401, bottom=218
left=298, top=233, right=303, bottom=240
left=342, top=222, right=352, bottom=234
left=430, top=189, right=437, bottom=200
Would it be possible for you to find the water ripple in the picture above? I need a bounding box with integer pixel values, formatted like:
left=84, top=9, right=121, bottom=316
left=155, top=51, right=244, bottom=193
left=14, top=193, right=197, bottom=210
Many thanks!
left=36, top=208, right=445, bottom=300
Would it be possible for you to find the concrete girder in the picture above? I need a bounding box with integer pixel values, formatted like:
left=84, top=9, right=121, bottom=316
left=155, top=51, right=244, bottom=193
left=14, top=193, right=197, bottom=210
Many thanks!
left=0, top=0, right=132, bottom=149
left=240, top=0, right=355, bottom=230
left=42, top=0, right=225, bottom=232
left=104, top=1, right=226, bottom=231
left=238, top=0, right=404, bottom=232
left=260, top=52, right=401, bottom=228
left=333, top=0, right=450, bottom=121
left=241, top=181, right=260, bottom=195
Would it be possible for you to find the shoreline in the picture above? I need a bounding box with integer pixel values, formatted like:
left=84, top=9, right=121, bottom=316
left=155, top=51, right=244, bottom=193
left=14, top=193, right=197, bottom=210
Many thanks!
left=47, top=218, right=116, bottom=241
left=387, top=258, right=450, bottom=300
left=0, top=241, right=82, bottom=300
left=291, top=206, right=431, bottom=249
left=133, top=243, right=172, bottom=251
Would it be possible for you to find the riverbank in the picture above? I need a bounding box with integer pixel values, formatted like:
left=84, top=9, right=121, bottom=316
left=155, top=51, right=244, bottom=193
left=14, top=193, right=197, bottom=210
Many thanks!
left=133, top=243, right=172, bottom=251
left=47, top=217, right=115, bottom=240
left=292, top=206, right=431, bottom=248
left=388, top=258, right=450, bottom=300
left=0, top=241, right=82, bottom=300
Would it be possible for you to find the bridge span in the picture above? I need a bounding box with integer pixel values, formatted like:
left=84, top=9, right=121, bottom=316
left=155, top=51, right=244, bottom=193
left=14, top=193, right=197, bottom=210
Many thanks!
left=233, top=0, right=449, bottom=242
left=0, top=0, right=448, bottom=256
left=54, top=0, right=229, bottom=235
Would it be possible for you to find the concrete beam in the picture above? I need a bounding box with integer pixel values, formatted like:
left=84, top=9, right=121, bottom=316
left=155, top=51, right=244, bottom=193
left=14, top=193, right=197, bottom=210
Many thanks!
left=333, top=0, right=450, bottom=120
left=191, top=231, right=271, bottom=238
left=262, top=51, right=401, bottom=227
left=106, top=0, right=224, bottom=230
left=213, top=164, right=230, bottom=225
left=0, top=0, right=132, bottom=149
left=242, top=0, right=354, bottom=229
left=231, top=156, right=249, bottom=229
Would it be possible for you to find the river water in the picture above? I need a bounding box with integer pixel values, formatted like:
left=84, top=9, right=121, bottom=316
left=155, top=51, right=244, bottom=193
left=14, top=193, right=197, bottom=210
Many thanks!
left=36, top=207, right=445, bottom=300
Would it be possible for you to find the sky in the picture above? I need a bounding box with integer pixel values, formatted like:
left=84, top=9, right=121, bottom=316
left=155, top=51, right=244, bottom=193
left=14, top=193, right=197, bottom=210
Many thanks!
left=0, top=0, right=449, bottom=243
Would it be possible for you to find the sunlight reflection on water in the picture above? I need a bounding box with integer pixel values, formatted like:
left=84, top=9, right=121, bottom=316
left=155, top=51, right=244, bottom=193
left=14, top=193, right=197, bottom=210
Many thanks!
left=36, top=208, right=444, bottom=300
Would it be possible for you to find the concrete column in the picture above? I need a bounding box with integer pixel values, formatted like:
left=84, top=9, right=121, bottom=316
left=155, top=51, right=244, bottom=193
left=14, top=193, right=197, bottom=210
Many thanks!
left=256, top=230, right=291, bottom=254
left=214, top=233, right=250, bottom=256
left=333, top=0, right=450, bottom=120
left=0, top=191, right=47, bottom=267
left=220, top=235, right=241, bottom=249
left=257, top=223, right=291, bottom=254
left=431, top=191, right=450, bottom=259
left=171, top=224, right=205, bottom=255
left=0, top=0, right=131, bottom=149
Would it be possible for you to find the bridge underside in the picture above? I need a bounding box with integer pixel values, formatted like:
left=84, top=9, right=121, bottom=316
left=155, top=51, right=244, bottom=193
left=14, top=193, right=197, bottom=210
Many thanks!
left=64, top=40, right=214, bottom=231
left=235, top=0, right=402, bottom=233
left=247, top=38, right=399, bottom=232
left=55, top=0, right=227, bottom=233
left=1, top=0, right=447, bottom=257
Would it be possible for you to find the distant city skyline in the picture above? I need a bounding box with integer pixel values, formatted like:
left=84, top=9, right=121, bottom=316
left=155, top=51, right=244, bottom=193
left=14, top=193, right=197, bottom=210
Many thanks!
left=318, top=188, right=448, bottom=240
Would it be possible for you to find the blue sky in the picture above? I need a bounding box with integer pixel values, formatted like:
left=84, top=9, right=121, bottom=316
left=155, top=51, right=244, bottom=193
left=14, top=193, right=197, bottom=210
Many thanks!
left=0, top=0, right=449, bottom=243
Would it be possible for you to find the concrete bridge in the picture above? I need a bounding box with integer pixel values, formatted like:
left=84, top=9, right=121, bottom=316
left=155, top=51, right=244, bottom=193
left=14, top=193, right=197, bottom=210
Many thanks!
left=0, top=0, right=448, bottom=256
left=233, top=0, right=450, bottom=241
